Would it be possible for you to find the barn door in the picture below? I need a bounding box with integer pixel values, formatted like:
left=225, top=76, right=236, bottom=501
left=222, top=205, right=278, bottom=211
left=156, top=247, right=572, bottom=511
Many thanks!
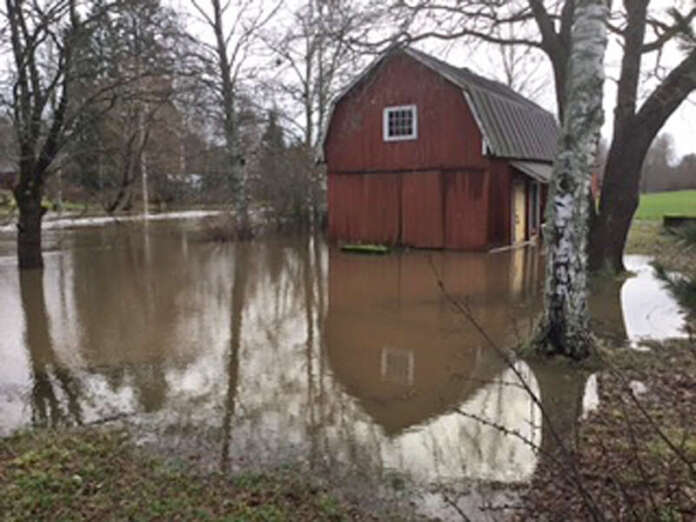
left=512, top=179, right=527, bottom=243
left=401, top=171, right=444, bottom=248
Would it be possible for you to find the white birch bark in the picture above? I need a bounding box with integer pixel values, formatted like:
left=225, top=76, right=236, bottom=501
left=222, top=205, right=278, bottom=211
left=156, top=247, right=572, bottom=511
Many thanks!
left=139, top=102, right=149, bottom=220
left=535, top=0, right=608, bottom=359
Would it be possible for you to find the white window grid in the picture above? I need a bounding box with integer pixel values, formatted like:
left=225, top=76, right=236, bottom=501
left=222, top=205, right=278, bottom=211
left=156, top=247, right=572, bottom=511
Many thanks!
left=383, top=105, right=418, bottom=142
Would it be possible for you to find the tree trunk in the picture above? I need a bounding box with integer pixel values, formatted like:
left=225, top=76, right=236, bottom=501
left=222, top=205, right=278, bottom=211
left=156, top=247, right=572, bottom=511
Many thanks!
left=589, top=131, right=652, bottom=272
left=14, top=188, right=46, bottom=269
left=534, top=0, right=608, bottom=359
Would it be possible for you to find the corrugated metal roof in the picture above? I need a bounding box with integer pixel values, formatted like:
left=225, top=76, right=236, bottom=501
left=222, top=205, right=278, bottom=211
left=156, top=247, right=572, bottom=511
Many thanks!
left=404, top=48, right=559, bottom=162
left=510, top=160, right=553, bottom=183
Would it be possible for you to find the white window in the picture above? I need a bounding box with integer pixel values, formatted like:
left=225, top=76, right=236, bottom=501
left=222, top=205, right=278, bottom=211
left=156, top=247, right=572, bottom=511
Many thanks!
left=383, top=105, right=418, bottom=142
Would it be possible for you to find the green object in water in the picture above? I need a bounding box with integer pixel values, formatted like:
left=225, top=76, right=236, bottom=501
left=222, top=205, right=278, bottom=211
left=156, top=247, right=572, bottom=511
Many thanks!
left=341, top=243, right=390, bottom=255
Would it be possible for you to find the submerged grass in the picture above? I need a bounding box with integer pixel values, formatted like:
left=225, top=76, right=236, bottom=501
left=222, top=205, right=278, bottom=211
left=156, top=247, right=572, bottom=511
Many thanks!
left=627, top=221, right=696, bottom=284
left=0, top=428, right=384, bottom=521
left=340, top=244, right=391, bottom=255
left=628, top=219, right=696, bottom=317
left=520, top=339, right=696, bottom=521
left=520, top=221, right=696, bottom=520
left=652, top=261, right=696, bottom=312
left=669, top=222, right=696, bottom=246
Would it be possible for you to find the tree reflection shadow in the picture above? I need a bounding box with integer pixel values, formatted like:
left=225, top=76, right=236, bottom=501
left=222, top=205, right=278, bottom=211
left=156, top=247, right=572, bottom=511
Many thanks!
left=221, top=242, right=248, bottom=469
left=20, top=269, right=83, bottom=428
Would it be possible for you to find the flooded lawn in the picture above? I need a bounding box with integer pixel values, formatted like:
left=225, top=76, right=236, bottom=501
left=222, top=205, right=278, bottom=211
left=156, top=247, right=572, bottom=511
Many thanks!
left=0, top=221, right=689, bottom=518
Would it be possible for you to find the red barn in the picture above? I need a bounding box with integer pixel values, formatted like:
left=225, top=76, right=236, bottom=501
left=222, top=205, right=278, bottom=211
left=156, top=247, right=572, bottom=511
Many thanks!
left=320, top=47, right=559, bottom=250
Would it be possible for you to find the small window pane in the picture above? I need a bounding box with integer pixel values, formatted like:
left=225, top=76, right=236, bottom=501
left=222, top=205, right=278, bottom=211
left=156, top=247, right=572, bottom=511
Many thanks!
left=384, top=106, right=417, bottom=141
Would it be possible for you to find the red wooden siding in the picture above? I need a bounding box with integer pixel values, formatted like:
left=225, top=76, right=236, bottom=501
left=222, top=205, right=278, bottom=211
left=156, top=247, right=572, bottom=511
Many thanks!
left=487, top=160, right=512, bottom=246
left=444, top=171, right=489, bottom=249
left=328, top=173, right=400, bottom=245
left=325, top=51, right=551, bottom=250
left=329, top=170, right=492, bottom=250
left=325, top=53, right=486, bottom=173
left=401, top=171, right=443, bottom=248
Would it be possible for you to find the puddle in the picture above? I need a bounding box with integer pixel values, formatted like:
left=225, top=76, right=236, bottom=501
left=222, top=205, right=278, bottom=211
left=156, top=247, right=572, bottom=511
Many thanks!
left=581, top=373, right=599, bottom=419
left=0, top=225, right=689, bottom=518
left=621, top=255, right=688, bottom=344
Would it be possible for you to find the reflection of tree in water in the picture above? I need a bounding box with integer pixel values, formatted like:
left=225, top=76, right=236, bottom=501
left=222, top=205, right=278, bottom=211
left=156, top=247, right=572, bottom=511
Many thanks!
left=67, top=227, right=227, bottom=411
left=131, top=363, right=168, bottom=413
left=20, top=270, right=83, bottom=428
left=221, top=242, right=248, bottom=469
left=301, top=234, right=329, bottom=469
left=588, top=276, right=628, bottom=344
left=526, top=360, right=590, bottom=463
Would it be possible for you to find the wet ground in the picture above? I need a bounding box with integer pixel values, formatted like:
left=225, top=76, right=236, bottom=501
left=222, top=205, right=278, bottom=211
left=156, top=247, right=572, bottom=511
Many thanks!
left=0, top=219, right=689, bottom=519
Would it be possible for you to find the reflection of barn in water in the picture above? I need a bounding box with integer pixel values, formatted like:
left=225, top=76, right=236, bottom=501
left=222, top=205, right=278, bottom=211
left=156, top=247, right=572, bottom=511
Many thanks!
left=326, top=248, right=543, bottom=435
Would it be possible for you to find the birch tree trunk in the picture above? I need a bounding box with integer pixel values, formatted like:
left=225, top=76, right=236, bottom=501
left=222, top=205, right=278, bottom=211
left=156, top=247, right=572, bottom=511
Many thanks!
left=534, top=0, right=608, bottom=359
left=139, top=101, right=149, bottom=220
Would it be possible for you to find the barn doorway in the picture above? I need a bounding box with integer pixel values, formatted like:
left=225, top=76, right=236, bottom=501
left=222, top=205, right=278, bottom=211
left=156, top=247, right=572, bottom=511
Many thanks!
left=401, top=171, right=444, bottom=248
left=512, top=179, right=527, bottom=243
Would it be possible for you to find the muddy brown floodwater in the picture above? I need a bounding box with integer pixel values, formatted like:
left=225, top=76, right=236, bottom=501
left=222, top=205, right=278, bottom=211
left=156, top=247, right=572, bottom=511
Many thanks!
left=0, top=219, right=689, bottom=520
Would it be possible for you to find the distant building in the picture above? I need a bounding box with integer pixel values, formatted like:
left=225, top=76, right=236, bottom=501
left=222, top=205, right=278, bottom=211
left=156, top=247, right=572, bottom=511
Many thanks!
left=320, top=47, right=559, bottom=250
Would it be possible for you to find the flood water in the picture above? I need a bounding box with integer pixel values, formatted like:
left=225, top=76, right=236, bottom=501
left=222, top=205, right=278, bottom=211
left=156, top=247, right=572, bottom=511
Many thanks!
left=0, top=219, right=689, bottom=518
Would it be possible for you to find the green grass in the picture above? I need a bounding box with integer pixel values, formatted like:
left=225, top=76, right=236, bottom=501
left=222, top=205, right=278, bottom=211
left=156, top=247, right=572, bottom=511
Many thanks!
left=0, top=428, right=378, bottom=521
left=0, top=189, right=15, bottom=210
left=0, top=190, right=94, bottom=214
left=634, top=190, right=696, bottom=221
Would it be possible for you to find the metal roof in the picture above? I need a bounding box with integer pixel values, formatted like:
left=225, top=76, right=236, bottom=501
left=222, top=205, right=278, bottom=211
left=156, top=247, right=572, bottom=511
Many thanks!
left=320, top=47, right=559, bottom=164
left=510, top=160, right=553, bottom=183
left=403, top=48, right=559, bottom=162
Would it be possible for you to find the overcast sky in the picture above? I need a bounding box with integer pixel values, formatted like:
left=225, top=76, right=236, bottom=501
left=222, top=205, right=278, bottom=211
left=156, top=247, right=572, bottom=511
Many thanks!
left=175, top=0, right=695, bottom=159
left=408, top=1, right=696, bottom=160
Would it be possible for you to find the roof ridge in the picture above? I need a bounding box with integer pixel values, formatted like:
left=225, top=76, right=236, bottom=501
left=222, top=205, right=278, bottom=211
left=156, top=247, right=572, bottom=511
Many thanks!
left=404, top=47, right=547, bottom=112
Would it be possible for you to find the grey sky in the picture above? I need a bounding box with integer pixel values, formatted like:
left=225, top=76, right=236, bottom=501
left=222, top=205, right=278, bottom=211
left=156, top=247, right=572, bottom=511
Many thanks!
left=174, top=0, right=695, bottom=158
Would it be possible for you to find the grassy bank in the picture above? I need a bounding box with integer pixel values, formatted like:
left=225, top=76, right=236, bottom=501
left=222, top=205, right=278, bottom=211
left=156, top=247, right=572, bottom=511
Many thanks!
left=0, top=190, right=97, bottom=216
left=0, top=428, right=397, bottom=521
left=634, top=190, right=696, bottom=221
left=627, top=220, right=696, bottom=278
left=520, top=339, right=696, bottom=520
left=627, top=220, right=696, bottom=322
left=521, top=221, right=696, bottom=520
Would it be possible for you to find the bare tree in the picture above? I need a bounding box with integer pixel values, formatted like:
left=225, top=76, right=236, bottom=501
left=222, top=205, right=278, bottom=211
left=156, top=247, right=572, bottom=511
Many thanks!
left=3, top=0, right=86, bottom=268
left=388, top=0, right=696, bottom=273
left=1, top=0, right=189, bottom=268
left=264, top=0, right=385, bottom=150
left=259, top=1, right=387, bottom=223
left=190, top=0, right=278, bottom=235
left=70, top=0, right=185, bottom=213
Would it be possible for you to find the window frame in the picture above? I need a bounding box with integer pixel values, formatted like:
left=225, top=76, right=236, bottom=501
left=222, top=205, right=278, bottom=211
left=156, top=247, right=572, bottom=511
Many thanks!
left=380, top=346, right=415, bottom=385
left=382, top=104, right=418, bottom=142
left=529, top=181, right=541, bottom=233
